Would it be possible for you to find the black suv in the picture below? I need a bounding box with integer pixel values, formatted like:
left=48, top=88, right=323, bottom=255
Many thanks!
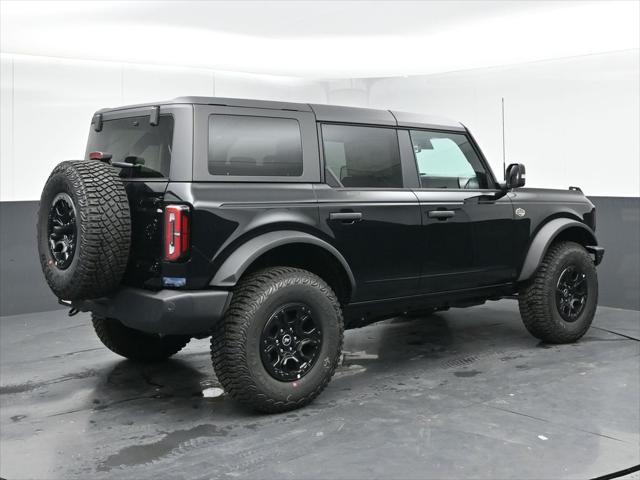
left=37, top=97, right=604, bottom=412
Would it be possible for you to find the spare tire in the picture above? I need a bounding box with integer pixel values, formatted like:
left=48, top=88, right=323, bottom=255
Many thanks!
left=37, top=160, right=131, bottom=300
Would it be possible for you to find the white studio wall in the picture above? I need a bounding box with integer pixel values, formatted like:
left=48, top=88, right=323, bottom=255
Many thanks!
left=1, top=49, right=638, bottom=201
left=2, top=1, right=638, bottom=201
left=323, top=50, right=640, bottom=198
left=0, top=53, right=328, bottom=202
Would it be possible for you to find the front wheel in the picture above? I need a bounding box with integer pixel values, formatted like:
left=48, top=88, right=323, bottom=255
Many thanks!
left=518, top=241, right=598, bottom=343
left=211, top=267, right=344, bottom=413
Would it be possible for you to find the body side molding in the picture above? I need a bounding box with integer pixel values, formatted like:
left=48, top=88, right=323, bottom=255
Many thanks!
left=517, top=218, right=597, bottom=282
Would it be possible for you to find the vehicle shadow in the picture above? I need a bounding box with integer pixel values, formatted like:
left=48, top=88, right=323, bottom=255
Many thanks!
left=339, top=305, right=534, bottom=373
left=87, top=355, right=248, bottom=426
left=87, top=305, right=538, bottom=422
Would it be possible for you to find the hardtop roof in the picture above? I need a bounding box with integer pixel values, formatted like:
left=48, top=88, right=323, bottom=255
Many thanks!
left=96, top=96, right=465, bottom=131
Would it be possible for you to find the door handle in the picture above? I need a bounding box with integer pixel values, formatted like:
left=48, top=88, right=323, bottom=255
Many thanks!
left=427, top=210, right=455, bottom=219
left=329, top=212, right=363, bottom=223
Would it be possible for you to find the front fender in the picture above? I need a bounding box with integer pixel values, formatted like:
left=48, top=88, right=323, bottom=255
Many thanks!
left=517, top=218, right=598, bottom=282
left=209, top=230, right=357, bottom=293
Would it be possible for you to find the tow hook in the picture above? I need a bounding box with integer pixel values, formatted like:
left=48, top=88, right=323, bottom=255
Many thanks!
left=58, top=298, right=80, bottom=317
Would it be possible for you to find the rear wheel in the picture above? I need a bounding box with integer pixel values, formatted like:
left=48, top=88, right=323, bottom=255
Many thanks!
left=92, top=315, right=190, bottom=362
left=211, top=267, right=344, bottom=413
left=518, top=241, right=598, bottom=343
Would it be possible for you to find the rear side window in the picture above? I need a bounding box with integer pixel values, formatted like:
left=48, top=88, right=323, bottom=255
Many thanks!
left=208, top=115, right=303, bottom=176
left=86, top=115, right=173, bottom=178
left=322, top=124, right=402, bottom=188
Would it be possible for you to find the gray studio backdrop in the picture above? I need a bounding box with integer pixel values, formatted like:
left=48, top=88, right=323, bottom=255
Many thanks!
left=1, top=197, right=638, bottom=316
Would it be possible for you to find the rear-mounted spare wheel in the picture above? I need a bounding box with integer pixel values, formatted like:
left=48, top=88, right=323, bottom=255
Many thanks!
left=37, top=160, right=131, bottom=300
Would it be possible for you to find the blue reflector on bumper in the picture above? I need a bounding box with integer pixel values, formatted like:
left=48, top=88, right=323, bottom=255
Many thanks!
left=163, top=277, right=187, bottom=288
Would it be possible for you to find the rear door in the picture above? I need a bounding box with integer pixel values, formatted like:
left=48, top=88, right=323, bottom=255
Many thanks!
left=404, top=129, right=515, bottom=292
left=315, top=123, right=421, bottom=302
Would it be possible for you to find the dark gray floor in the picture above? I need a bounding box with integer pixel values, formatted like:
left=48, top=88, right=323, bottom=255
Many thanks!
left=1, top=300, right=638, bottom=480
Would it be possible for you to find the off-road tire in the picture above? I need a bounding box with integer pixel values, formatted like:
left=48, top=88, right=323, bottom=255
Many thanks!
left=518, top=241, right=598, bottom=343
left=37, top=160, right=131, bottom=300
left=92, top=315, right=190, bottom=362
left=211, top=267, right=344, bottom=413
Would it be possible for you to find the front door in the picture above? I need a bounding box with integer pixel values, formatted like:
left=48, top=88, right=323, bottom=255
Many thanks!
left=407, top=129, right=515, bottom=293
left=315, top=124, right=422, bottom=302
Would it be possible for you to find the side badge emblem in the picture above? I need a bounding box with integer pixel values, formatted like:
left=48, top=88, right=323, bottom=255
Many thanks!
left=515, top=207, right=526, bottom=217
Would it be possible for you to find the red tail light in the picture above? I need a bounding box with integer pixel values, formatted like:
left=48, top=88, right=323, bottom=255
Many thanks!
left=89, top=151, right=112, bottom=161
left=164, top=205, right=190, bottom=262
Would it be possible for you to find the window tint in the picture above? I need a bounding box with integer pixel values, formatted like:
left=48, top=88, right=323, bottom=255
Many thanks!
left=322, top=124, right=402, bottom=188
left=208, top=115, right=303, bottom=177
left=410, top=130, right=490, bottom=189
left=86, top=115, right=173, bottom=178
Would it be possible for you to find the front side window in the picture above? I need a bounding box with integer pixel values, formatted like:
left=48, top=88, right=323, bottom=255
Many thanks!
left=86, top=115, right=174, bottom=178
left=322, top=124, right=402, bottom=188
left=208, top=115, right=303, bottom=177
left=410, top=130, right=490, bottom=189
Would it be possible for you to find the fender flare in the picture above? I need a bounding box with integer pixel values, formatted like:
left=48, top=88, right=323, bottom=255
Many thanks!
left=517, top=218, right=597, bottom=282
left=209, top=230, right=357, bottom=295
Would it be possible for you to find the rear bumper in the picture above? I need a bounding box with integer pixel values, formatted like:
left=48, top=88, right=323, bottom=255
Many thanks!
left=73, top=287, right=232, bottom=336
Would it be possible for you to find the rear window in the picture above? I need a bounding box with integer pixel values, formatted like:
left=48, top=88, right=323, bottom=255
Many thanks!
left=86, top=115, right=174, bottom=178
left=208, top=115, right=303, bottom=177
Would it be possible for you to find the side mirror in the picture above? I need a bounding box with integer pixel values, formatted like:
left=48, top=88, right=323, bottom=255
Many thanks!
left=506, top=163, right=526, bottom=189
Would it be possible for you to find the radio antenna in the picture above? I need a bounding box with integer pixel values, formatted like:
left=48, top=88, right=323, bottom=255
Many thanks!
left=501, top=97, right=506, bottom=179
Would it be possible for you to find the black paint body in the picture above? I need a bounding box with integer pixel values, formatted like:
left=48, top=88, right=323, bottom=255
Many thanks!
left=79, top=97, right=600, bottom=334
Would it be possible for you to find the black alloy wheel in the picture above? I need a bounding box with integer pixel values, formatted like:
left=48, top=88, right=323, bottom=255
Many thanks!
left=555, top=265, right=588, bottom=322
left=260, top=303, right=322, bottom=381
left=47, top=192, right=77, bottom=269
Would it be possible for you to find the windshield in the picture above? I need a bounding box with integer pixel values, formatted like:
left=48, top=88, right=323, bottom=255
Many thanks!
left=85, top=115, right=174, bottom=178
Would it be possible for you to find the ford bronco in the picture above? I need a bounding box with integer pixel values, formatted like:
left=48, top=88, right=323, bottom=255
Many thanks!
left=37, top=97, right=604, bottom=412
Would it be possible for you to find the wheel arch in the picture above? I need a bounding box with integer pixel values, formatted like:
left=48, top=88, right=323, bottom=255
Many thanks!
left=517, top=218, right=598, bottom=282
left=209, top=230, right=356, bottom=303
